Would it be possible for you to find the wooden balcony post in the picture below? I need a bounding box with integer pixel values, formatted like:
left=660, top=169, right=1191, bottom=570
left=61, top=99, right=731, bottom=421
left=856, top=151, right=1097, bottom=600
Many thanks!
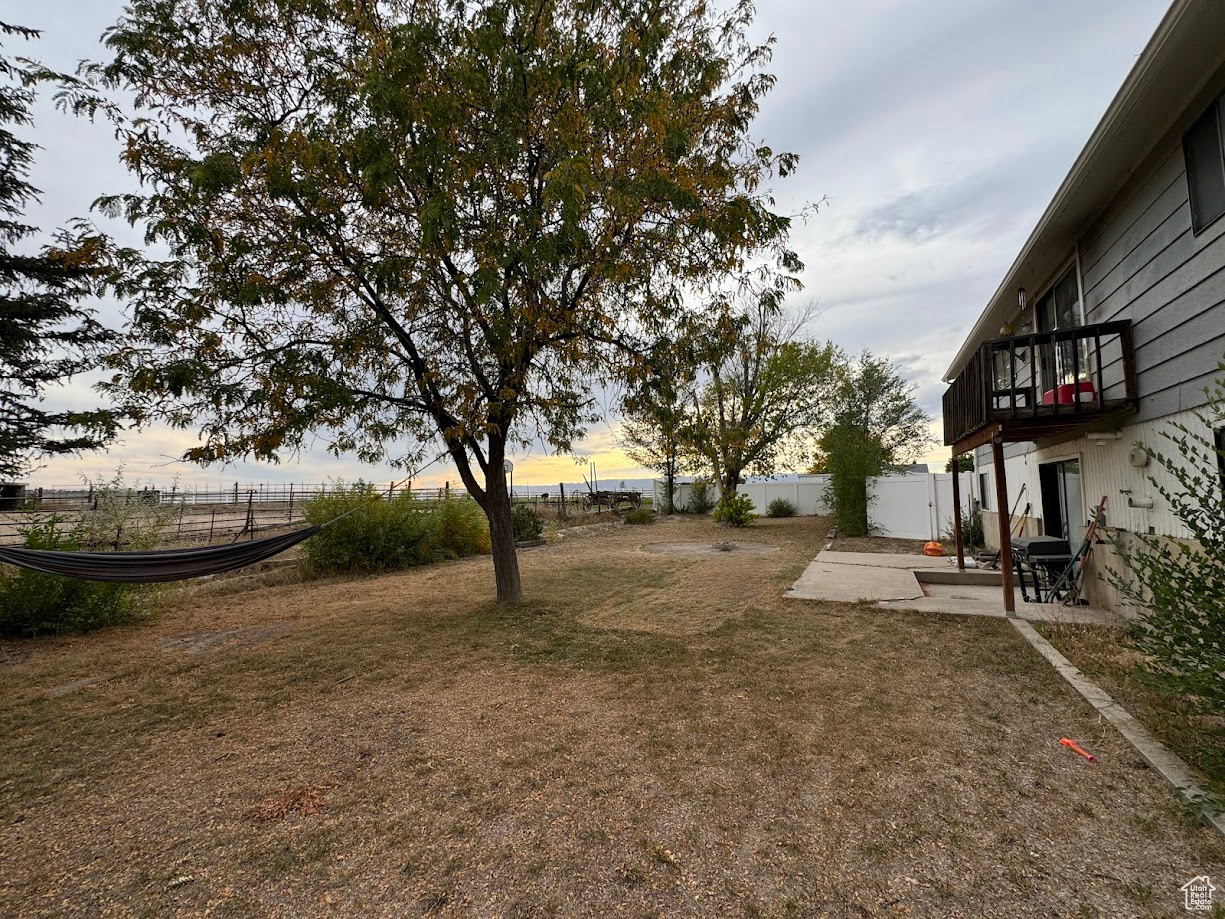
left=951, top=451, right=965, bottom=571
left=992, top=433, right=1016, bottom=616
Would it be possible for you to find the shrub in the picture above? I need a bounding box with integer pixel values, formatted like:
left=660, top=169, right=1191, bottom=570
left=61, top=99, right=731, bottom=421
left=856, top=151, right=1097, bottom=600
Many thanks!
left=822, top=421, right=884, bottom=537
left=949, top=503, right=984, bottom=549
left=431, top=497, right=492, bottom=558
left=766, top=497, right=797, bottom=518
left=713, top=492, right=756, bottom=527
left=69, top=470, right=184, bottom=550
left=686, top=478, right=716, bottom=514
left=511, top=503, right=544, bottom=541
left=301, top=485, right=489, bottom=577
left=622, top=507, right=654, bottom=525
left=0, top=517, right=158, bottom=638
left=1107, top=368, right=1225, bottom=711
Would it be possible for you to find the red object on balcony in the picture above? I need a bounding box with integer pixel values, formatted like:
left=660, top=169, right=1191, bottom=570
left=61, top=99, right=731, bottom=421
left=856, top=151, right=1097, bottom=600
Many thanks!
left=1041, top=381, right=1096, bottom=405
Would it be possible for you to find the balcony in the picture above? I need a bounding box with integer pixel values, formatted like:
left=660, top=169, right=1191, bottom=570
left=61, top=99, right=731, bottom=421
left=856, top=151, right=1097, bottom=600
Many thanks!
left=942, top=320, right=1138, bottom=451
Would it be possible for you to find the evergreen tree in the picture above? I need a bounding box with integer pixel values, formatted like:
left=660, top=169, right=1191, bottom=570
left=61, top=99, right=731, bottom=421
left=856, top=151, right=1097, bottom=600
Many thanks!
left=0, top=23, right=116, bottom=480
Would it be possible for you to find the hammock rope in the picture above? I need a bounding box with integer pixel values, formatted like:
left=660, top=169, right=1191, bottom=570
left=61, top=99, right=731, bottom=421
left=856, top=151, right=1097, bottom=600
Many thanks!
left=0, top=457, right=450, bottom=584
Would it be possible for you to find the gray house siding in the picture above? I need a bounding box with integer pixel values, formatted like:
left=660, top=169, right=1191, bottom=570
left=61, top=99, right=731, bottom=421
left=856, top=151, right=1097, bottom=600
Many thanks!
left=969, top=60, right=1225, bottom=525
left=1078, top=58, right=1225, bottom=422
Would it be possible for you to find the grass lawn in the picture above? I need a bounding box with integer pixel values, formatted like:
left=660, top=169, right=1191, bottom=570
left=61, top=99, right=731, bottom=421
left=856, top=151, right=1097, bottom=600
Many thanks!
left=1037, top=622, right=1225, bottom=802
left=1, top=515, right=1222, bottom=917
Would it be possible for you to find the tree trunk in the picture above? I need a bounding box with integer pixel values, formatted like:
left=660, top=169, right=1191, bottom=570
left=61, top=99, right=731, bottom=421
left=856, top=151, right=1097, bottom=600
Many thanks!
left=721, top=468, right=742, bottom=506
left=663, top=462, right=676, bottom=515
left=483, top=463, right=523, bottom=603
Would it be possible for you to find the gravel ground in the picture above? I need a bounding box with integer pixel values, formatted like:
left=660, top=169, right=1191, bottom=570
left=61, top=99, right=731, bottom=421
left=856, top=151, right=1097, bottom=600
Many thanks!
left=1, top=514, right=1221, bottom=918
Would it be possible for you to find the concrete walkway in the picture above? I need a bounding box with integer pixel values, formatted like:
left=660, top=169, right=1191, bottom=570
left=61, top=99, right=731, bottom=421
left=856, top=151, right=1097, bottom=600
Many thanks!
left=785, top=549, right=1118, bottom=625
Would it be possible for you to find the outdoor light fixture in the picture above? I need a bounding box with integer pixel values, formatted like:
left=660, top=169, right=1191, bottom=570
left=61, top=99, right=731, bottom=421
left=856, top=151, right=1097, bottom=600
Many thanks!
left=999, top=286, right=1026, bottom=335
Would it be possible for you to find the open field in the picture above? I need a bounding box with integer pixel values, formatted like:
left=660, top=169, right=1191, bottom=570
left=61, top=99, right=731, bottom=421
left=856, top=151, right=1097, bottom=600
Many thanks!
left=1, top=515, right=1222, bottom=917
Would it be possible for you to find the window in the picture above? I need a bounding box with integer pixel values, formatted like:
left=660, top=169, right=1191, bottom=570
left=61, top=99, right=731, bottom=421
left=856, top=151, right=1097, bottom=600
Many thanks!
left=1184, top=93, right=1225, bottom=235
left=979, top=472, right=991, bottom=511
left=1216, top=426, right=1225, bottom=494
left=1035, top=267, right=1082, bottom=334
left=1035, top=266, right=1086, bottom=390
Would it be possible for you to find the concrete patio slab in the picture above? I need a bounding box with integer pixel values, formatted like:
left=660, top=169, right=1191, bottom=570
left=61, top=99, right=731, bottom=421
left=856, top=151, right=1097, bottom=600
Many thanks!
left=814, top=551, right=952, bottom=570
left=786, top=549, right=1118, bottom=625
left=785, top=560, right=924, bottom=602
left=877, top=594, right=1118, bottom=625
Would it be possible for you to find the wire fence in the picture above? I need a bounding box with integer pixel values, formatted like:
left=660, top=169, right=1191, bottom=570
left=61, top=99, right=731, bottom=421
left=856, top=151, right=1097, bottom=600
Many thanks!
left=0, top=481, right=631, bottom=548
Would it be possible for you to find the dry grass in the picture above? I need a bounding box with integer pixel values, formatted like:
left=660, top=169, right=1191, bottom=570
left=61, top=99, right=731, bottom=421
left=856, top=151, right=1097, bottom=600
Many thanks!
left=1037, top=622, right=1225, bottom=801
left=1, top=514, right=1222, bottom=918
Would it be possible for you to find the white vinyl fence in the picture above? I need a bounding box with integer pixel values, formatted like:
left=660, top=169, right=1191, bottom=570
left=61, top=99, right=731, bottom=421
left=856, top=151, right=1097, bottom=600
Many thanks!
left=656, top=472, right=972, bottom=541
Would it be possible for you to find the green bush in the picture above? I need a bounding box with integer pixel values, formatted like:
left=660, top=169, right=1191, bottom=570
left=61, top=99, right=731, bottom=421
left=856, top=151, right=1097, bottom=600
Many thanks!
left=1107, top=369, right=1225, bottom=711
left=686, top=479, right=716, bottom=514
left=301, top=485, right=489, bottom=577
left=0, top=517, right=158, bottom=637
left=622, top=507, right=654, bottom=525
left=511, top=503, right=544, bottom=541
left=713, top=492, right=756, bottom=527
left=766, top=497, right=797, bottom=518
left=949, top=503, right=984, bottom=549
left=432, top=497, right=493, bottom=558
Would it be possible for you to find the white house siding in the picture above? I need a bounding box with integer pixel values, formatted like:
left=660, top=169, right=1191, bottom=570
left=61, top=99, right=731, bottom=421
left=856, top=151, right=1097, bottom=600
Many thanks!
left=976, top=407, right=1215, bottom=609
left=977, top=406, right=1213, bottom=542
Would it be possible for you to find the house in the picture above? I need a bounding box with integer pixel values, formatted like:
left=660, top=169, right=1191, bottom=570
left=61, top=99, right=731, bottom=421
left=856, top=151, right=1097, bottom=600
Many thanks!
left=941, top=0, right=1225, bottom=613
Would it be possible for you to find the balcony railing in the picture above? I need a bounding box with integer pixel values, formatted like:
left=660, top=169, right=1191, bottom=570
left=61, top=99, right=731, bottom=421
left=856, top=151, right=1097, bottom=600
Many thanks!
left=943, top=320, right=1137, bottom=448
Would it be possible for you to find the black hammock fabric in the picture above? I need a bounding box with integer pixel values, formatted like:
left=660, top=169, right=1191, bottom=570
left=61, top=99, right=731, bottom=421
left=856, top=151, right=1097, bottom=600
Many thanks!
left=0, top=526, right=321, bottom=583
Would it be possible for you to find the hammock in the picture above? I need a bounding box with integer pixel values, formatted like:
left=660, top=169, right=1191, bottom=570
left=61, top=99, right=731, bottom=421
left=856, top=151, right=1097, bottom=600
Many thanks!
left=0, top=526, right=322, bottom=583
left=0, top=458, right=448, bottom=585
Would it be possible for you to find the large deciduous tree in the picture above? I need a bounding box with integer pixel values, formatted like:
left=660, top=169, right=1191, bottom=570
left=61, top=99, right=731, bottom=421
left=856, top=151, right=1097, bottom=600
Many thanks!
left=689, top=299, right=839, bottom=504
left=0, top=23, right=116, bottom=480
left=73, top=0, right=804, bottom=601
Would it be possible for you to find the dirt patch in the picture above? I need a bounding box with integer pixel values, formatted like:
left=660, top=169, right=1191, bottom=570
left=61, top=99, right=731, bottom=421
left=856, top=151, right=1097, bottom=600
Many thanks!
left=0, top=641, right=32, bottom=668
left=642, top=540, right=779, bottom=557
left=248, top=773, right=344, bottom=821
left=47, top=676, right=105, bottom=698
left=160, top=620, right=295, bottom=655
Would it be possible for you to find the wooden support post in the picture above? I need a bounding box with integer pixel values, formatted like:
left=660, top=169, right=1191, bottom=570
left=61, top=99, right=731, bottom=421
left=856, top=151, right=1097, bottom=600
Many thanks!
left=950, top=450, right=965, bottom=572
left=991, top=434, right=1016, bottom=616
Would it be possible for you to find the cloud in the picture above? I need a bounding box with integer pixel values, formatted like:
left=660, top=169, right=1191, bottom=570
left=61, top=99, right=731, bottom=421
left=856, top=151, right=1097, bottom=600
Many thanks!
left=15, top=0, right=1172, bottom=486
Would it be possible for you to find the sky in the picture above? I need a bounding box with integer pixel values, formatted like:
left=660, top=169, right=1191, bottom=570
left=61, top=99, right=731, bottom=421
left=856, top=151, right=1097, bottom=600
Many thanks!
left=7, top=0, right=1172, bottom=490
